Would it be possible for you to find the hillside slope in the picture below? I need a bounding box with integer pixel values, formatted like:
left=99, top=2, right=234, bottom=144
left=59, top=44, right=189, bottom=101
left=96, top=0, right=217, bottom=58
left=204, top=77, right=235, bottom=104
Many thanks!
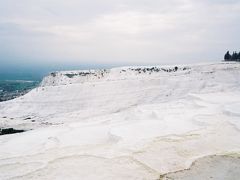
left=0, top=62, right=240, bottom=180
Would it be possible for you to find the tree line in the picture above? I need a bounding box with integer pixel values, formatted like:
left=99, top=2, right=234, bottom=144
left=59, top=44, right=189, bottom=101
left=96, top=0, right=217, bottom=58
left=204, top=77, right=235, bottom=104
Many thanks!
left=224, top=51, right=240, bottom=61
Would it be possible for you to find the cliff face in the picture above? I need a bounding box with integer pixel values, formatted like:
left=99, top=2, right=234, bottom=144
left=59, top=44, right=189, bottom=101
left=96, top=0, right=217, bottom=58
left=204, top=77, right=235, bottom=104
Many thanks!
left=40, top=69, right=110, bottom=86
left=40, top=66, right=189, bottom=87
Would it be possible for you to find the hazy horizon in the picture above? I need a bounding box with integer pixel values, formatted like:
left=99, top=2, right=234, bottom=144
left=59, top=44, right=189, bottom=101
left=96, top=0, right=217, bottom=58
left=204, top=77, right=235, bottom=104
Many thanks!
left=1, top=0, right=240, bottom=79
left=1, top=58, right=224, bottom=80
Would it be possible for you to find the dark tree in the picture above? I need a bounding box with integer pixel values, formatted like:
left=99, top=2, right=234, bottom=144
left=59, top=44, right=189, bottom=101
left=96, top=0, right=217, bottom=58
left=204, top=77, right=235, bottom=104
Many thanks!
left=231, top=51, right=238, bottom=61
left=224, top=51, right=231, bottom=61
left=238, top=52, right=240, bottom=61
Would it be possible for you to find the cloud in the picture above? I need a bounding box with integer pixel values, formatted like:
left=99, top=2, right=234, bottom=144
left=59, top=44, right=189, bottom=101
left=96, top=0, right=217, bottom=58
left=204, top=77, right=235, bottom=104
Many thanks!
left=0, top=0, right=240, bottom=66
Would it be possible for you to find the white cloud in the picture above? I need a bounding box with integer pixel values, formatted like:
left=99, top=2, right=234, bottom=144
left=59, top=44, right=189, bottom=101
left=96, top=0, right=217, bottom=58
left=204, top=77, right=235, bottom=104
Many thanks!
left=0, top=0, right=240, bottom=66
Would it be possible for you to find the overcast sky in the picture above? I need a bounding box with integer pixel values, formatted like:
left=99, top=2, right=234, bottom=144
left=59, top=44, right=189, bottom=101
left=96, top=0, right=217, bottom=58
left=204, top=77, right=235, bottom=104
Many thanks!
left=0, top=0, right=240, bottom=69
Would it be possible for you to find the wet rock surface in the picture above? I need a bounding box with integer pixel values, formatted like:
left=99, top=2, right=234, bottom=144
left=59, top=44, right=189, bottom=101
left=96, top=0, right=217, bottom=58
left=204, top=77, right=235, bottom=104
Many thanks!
left=161, top=155, right=240, bottom=180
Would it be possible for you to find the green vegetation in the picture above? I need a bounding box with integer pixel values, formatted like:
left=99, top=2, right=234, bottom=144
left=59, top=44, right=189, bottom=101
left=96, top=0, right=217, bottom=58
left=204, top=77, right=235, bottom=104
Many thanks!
left=0, top=128, right=25, bottom=135
left=224, top=51, right=240, bottom=61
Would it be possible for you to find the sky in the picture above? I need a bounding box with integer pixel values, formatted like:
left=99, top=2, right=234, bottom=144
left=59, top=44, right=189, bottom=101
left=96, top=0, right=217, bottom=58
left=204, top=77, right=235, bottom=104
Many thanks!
left=0, top=0, right=240, bottom=73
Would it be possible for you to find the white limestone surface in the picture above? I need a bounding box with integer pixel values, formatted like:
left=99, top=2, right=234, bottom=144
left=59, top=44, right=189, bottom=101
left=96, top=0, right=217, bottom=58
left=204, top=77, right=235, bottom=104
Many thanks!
left=0, top=62, right=240, bottom=179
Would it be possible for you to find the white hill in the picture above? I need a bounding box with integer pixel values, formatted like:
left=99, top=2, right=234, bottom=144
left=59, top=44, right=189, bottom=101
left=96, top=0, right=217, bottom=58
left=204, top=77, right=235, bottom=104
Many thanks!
left=0, top=62, right=240, bottom=180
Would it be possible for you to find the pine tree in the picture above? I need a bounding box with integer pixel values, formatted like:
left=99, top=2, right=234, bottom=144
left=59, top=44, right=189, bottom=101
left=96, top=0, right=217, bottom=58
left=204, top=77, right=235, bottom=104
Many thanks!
left=237, top=52, right=240, bottom=61
left=224, top=51, right=231, bottom=61
left=231, top=51, right=238, bottom=61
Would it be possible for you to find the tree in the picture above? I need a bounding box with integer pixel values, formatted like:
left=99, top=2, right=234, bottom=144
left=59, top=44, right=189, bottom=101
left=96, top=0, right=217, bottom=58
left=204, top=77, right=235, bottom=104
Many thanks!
left=231, top=51, right=238, bottom=61
left=237, top=52, right=240, bottom=61
left=224, top=51, right=231, bottom=61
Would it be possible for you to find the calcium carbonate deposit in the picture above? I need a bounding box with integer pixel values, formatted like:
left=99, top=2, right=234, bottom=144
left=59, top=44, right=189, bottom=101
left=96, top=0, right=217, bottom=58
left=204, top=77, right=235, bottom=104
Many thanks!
left=0, top=62, right=240, bottom=180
